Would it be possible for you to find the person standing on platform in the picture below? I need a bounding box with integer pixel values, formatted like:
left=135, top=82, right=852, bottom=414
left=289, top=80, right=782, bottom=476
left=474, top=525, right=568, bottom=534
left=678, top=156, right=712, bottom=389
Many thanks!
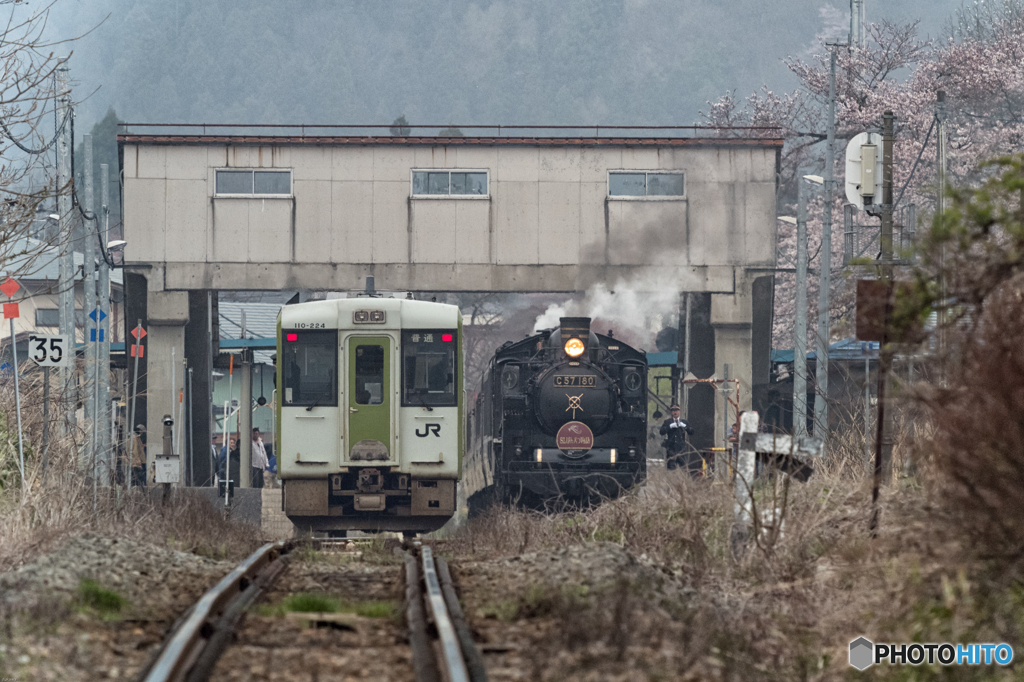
left=250, top=427, right=268, bottom=489
left=218, top=434, right=238, bottom=482
left=129, top=424, right=147, bottom=487
left=659, top=404, right=694, bottom=471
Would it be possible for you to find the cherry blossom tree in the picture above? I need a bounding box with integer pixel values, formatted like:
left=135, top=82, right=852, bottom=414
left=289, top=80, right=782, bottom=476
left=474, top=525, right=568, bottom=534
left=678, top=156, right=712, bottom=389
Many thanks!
left=702, top=14, right=1024, bottom=347
left=0, top=2, right=82, bottom=274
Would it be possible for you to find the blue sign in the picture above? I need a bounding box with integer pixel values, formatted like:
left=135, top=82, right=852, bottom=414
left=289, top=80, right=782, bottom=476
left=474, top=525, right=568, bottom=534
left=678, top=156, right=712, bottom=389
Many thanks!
left=88, top=309, right=107, bottom=322
left=89, top=328, right=105, bottom=342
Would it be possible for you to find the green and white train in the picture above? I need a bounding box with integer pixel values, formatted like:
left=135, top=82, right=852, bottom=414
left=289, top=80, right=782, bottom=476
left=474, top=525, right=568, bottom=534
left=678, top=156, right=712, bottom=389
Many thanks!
left=275, top=294, right=462, bottom=534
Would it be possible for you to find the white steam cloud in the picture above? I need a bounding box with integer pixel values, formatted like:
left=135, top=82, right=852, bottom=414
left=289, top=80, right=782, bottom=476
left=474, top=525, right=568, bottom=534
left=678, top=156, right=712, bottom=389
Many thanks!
left=533, top=277, right=680, bottom=350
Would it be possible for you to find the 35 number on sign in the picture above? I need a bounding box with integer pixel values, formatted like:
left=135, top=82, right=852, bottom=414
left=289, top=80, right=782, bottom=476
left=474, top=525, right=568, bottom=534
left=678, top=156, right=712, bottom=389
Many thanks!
left=27, top=335, right=67, bottom=367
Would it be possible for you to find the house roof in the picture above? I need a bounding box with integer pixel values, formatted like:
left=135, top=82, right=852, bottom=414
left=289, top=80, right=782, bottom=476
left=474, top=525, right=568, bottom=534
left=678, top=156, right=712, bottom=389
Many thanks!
left=648, top=339, right=882, bottom=368
left=117, top=125, right=784, bottom=150
left=218, top=300, right=282, bottom=364
left=646, top=351, right=679, bottom=367
left=771, top=339, right=880, bottom=363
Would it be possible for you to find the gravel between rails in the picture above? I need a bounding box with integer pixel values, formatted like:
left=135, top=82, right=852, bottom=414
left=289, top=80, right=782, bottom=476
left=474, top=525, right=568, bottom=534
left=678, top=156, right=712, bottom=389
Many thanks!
left=209, top=555, right=414, bottom=681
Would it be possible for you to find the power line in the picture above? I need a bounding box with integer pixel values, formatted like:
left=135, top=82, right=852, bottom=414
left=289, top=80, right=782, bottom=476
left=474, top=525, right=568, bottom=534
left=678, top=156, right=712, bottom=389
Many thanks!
left=1, top=107, right=71, bottom=155
left=894, top=115, right=936, bottom=210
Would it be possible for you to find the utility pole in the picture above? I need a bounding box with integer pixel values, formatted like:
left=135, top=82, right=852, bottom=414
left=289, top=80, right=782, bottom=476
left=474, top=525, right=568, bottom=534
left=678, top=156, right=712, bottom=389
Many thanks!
left=870, top=110, right=896, bottom=530
left=814, top=47, right=838, bottom=441
left=99, top=164, right=112, bottom=484
left=207, top=291, right=215, bottom=485
left=936, top=91, right=948, bottom=363
left=850, top=0, right=865, bottom=47
left=794, top=171, right=809, bottom=437
left=682, top=292, right=691, bottom=418
left=676, top=292, right=692, bottom=416
left=84, top=135, right=96, bottom=474
left=55, top=59, right=75, bottom=431
left=239, top=350, right=253, bottom=488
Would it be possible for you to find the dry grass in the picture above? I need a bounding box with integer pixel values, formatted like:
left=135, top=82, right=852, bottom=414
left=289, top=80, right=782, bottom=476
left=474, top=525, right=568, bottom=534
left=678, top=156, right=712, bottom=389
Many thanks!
left=0, top=377, right=263, bottom=571
left=914, top=274, right=1024, bottom=563
left=447, top=417, right=1023, bottom=680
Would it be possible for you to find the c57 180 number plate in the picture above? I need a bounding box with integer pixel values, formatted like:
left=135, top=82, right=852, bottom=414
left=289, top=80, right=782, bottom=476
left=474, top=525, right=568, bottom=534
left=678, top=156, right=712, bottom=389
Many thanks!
left=554, top=375, right=596, bottom=387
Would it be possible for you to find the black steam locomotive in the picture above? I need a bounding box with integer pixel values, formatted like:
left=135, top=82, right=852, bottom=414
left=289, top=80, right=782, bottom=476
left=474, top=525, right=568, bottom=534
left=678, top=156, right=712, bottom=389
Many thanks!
left=464, top=317, right=648, bottom=511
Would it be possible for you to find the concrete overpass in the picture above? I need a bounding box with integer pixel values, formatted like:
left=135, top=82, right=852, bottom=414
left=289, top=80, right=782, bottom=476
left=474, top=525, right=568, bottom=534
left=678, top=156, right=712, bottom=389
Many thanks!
left=118, top=129, right=781, bottom=485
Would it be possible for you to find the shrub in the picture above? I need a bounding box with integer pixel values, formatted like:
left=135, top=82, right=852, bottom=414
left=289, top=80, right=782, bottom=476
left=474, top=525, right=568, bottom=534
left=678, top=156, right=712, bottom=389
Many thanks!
left=77, top=579, right=127, bottom=616
left=281, top=592, right=340, bottom=613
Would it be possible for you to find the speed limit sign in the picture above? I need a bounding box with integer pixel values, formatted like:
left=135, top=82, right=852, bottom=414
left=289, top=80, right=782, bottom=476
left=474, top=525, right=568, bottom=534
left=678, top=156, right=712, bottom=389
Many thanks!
left=27, top=334, right=68, bottom=367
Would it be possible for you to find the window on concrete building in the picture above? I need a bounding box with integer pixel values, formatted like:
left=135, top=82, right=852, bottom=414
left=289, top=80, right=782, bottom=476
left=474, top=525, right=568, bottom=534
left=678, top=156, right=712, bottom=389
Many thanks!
left=609, top=171, right=684, bottom=197
left=35, top=308, right=84, bottom=327
left=215, top=169, right=292, bottom=196
left=411, top=170, right=488, bottom=198
left=35, top=308, right=59, bottom=327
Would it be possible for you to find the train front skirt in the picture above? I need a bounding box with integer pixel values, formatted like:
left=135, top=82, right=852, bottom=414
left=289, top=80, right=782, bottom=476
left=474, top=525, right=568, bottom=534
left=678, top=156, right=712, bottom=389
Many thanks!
left=504, top=447, right=645, bottom=503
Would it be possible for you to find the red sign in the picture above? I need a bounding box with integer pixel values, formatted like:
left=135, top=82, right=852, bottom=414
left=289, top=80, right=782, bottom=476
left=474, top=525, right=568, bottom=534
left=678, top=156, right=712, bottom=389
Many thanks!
left=2, top=302, right=18, bottom=319
left=131, top=326, right=147, bottom=340
left=0, top=278, right=19, bottom=298
left=556, top=421, right=594, bottom=453
left=130, top=344, right=145, bottom=358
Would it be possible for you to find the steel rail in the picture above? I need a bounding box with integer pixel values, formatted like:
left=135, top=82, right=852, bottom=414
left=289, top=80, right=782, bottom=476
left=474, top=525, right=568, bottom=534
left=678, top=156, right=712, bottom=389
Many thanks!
left=435, top=555, right=489, bottom=682
left=138, top=541, right=289, bottom=682
left=405, top=551, right=440, bottom=682
left=422, top=546, right=470, bottom=682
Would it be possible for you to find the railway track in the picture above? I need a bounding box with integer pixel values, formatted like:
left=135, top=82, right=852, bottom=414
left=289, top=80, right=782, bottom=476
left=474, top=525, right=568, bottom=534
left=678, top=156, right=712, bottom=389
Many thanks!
left=136, top=539, right=486, bottom=682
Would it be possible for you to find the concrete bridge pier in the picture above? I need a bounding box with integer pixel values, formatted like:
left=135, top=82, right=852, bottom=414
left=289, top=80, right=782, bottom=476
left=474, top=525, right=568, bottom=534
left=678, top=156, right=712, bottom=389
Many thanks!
left=708, top=272, right=773, bottom=447
left=125, top=269, right=215, bottom=486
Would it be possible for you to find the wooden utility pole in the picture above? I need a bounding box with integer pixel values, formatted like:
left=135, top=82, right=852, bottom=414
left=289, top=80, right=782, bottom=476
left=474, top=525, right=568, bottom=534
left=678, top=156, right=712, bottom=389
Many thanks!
left=870, top=110, right=896, bottom=531
left=936, top=91, right=948, bottom=366
left=100, top=164, right=112, bottom=483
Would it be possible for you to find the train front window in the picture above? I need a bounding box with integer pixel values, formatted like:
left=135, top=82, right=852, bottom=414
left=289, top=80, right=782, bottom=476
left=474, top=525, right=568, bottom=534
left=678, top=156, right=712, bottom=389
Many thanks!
left=282, top=330, right=338, bottom=407
left=402, top=330, right=457, bottom=407
left=354, top=345, right=384, bottom=405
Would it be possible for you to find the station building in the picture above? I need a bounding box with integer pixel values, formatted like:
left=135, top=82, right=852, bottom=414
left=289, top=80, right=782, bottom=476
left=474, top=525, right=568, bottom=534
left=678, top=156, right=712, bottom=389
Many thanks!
left=119, top=129, right=781, bottom=483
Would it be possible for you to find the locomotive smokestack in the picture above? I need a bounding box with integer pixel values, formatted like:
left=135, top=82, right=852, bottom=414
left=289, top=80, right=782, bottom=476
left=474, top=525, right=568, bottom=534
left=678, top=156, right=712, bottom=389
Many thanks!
left=559, top=317, right=591, bottom=345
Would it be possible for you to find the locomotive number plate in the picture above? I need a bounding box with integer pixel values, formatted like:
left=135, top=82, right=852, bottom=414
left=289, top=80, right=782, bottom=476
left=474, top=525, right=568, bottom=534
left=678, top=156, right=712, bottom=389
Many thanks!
left=554, top=375, right=596, bottom=387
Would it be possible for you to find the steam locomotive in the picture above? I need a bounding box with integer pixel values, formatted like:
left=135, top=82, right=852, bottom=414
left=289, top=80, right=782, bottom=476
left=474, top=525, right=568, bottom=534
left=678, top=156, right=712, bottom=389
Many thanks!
left=464, top=317, right=648, bottom=511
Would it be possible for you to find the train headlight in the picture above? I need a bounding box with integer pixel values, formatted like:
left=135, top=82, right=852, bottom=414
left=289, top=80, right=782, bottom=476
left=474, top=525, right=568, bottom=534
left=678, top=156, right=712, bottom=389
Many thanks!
left=564, top=338, right=585, bottom=357
left=610, top=448, right=617, bottom=464
left=535, top=448, right=543, bottom=463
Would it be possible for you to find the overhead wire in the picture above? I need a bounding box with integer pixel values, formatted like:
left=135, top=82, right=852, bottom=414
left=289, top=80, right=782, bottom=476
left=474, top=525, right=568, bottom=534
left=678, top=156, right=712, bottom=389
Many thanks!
left=0, top=106, right=71, bottom=155
left=66, top=104, right=117, bottom=268
left=894, top=114, right=936, bottom=210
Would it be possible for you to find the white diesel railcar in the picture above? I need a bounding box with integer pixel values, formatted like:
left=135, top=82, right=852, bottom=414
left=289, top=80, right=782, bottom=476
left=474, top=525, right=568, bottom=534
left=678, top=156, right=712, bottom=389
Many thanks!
left=276, top=296, right=462, bottom=534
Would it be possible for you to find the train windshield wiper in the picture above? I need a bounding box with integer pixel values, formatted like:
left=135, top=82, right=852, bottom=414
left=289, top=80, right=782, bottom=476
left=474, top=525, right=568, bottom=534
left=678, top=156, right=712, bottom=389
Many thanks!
left=409, top=389, right=434, bottom=411
left=305, top=395, right=322, bottom=412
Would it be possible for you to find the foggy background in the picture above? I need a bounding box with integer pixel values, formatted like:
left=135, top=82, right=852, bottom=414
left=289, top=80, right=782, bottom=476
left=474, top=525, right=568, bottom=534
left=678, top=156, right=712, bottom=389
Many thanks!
left=42, top=0, right=970, bottom=378
left=50, top=0, right=964, bottom=133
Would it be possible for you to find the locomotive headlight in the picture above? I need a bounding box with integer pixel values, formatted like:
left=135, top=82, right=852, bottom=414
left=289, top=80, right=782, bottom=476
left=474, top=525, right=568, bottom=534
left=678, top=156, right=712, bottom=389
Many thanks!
left=564, top=338, right=585, bottom=357
left=610, top=448, right=617, bottom=464
left=535, top=448, right=543, bottom=463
